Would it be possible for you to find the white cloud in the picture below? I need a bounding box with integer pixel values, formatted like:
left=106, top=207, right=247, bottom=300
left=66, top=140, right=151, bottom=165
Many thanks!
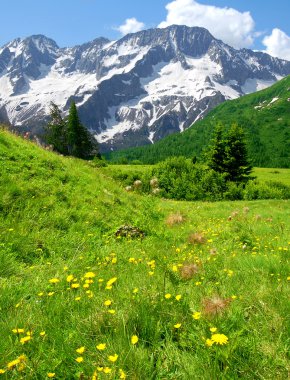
left=116, top=18, right=145, bottom=36
left=262, top=28, right=290, bottom=61
left=158, top=0, right=255, bottom=49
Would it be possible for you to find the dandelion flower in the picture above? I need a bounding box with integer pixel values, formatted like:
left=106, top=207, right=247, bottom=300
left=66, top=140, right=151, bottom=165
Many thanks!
left=48, top=291, right=55, bottom=296
left=96, top=343, right=106, bottom=350
left=106, top=277, right=117, bottom=287
left=75, top=357, right=84, bottom=363
left=174, top=323, right=182, bottom=329
left=49, top=278, right=60, bottom=284
left=12, top=328, right=25, bottom=334
left=205, top=339, right=214, bottom=347
left=7, top=359, right=20, bottom=370
left=131, top=335, right=138, bottom=345
left=108, top=309, right=116, bottom=314
left=175, top=295, right=182, bottom=301
left=103, top=367, right=112, bottom=374
left=84, top=272, right=96, bottom=279
left=210, top=327, right=217, bottom=333
left=165, top=293, right=172, bottom=299
left=76, top=346, right=85, bottom=354
left=211, top=333, right=229, bottom=345
left=47, top=373, right=55, bottom=378
left=71, top=283, right=80, bottom=289
left=0, top=369, right=6, bottom=374
left=108, top=354, right=118, bottom=363
left=192, top=311, right=201, bottom=320
left=20, top=336, right=31, bottom=344
left=40, top=331, right=46, bottom=337
left=66, top=275, right=74, bottom=282
left=119, top=369, right=126, bottom=379
left=104, top=300, right=112, bottom=306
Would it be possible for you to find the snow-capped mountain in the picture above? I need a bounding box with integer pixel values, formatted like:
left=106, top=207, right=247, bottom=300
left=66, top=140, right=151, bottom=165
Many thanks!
left=1, top=25, right=290, bottom=151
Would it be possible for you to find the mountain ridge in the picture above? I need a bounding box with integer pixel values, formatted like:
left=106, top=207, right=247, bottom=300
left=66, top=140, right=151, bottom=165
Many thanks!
left=0, top=25, right=290, bottom=151
left=107, top=75, right=290, bottom=168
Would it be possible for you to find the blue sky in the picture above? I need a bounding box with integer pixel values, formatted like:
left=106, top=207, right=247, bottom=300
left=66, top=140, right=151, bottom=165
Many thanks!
left=1, top=0, right=290, bottom=59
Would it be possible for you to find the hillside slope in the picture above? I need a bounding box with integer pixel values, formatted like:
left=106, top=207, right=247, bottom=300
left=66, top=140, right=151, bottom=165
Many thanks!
left=108, top=75, right=290, bottom=167
left=0, top=129, right=289, bottom=379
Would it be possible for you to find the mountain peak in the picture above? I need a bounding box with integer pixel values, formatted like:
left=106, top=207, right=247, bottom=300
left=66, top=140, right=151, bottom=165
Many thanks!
left=0, top=25, right=290, bottom=150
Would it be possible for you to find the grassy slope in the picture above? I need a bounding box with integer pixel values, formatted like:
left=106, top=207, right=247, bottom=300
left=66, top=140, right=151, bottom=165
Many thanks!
left=108, top=75, right=290, bottom=168
left=0, top=129, right=289, bottom=379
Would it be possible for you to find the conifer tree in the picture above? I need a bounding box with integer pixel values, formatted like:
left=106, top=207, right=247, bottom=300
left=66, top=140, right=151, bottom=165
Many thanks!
left=207, top=123, right=226, bottom=173
left=207, top=123, right=252, bottom=182
left=223, top=123, right=253, bottom=182
left=44, top=102, right=68, bottom=155
left=66, top=101, right=97, bottom=159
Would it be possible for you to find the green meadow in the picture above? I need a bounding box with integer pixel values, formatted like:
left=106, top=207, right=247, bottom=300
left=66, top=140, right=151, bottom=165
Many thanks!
left=0, top=128, right=289, bottom=379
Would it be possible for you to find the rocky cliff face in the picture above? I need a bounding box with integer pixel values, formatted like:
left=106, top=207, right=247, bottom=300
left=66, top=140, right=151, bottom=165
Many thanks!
left=1, top=25, right=290, bottom=151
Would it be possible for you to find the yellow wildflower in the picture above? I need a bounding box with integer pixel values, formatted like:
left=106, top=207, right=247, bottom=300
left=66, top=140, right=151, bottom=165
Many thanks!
left=108, top=354, right=118, bottom=363
left=0, top=369, right=5, bottom=374
left=84, top=272, right=96, bottom=279
left=7, top=359, right=20, bottom=370
left=76, top=346, right=85, bottom=354
left=192, top=311, right=201, bottom=320
left=165, top=293, right=172, bottom=299
left=119, top=369, right=126, bottom=379
left=40, top=331, right=46, bottom=337
left=131, top=335, right=138, bottom=345
left=211, top=333, right=229, bottom=345
left=71, top=283, right=80, bottom=289
left=205, top=339, right=214, bottom=347
left=20, top=336, right=31, bottom=344
left=75, top=357, right=84, bottom=363
left=47, top=373, right=55, bottom=378
left=103, top=367, right=112, bottom=374
left=174, top=323, right=182, bottom=329
left=49, top=278, right=60, bottom=284
left=104, top=300, right=112, bottom=306
left=210, top=327, right=217, bottom=333
left=48, top=291, right=55, bottom=296
left=175, top=294, right=182, bottom=301
left=96, top=343, right=106, bottom=350
left=66, top=274, right=74, bottom=282
left=108, top=309, right=116, bottom=314
left=106, top=277, right=117, bottom=287
left=12, top=328, right=25, bottom=334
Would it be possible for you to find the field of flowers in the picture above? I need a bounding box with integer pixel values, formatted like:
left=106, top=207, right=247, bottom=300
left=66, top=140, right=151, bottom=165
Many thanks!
left=0, top=129, right=289, bottom=379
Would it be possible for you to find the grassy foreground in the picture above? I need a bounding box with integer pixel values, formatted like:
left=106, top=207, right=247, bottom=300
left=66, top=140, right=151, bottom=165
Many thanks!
left=0, top=129, right=289, bottom=379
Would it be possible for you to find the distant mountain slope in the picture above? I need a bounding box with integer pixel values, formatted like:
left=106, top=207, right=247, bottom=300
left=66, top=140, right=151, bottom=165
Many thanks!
left=108, top=75, right=290, bottom=168
left=0, top=26, right=290, bottom=151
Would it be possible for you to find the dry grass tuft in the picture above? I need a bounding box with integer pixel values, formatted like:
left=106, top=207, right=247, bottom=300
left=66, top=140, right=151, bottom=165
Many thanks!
left=179, top=262, right=200, bottom=280
left=166, top=212, right=184, bottom=226
left=202, top=295, right=232, bottom=317
left=188, top=232, right=207, bottom=245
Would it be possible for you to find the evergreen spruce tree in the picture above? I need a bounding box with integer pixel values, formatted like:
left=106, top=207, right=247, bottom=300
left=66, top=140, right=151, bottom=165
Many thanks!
left=66, top=101, right=98, bottom=159
left=207, top=123, right=227, bottom=173
left=44, top=102, right=68, bottom=155
left=223, top=123, right=253, bottom=182
left=207, top=123, right=253, bottom=182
